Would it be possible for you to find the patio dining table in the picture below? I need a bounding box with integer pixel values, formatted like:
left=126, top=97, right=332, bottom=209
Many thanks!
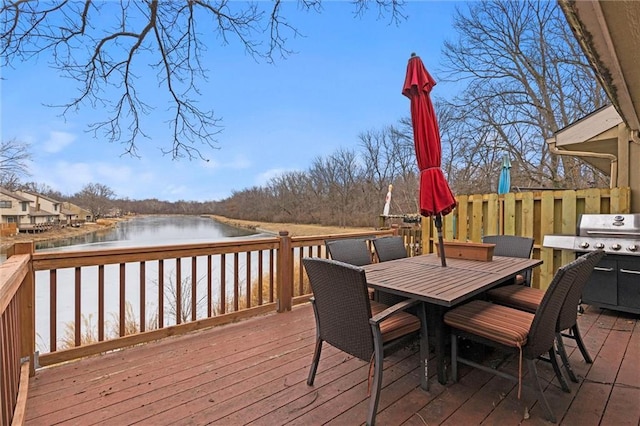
left=363, top=253, right=543, bottom=385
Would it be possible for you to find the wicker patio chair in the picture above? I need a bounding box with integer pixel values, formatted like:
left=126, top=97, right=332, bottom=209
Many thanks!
left=483, top=235, right=535, bottom=285
left=325, top=238, right=372, bottom=266
left=325, top=238, right=375, bottom=299
left=303, top=257, right=428, bottom=426
left=371, top=236, right=410, bottom=306
left=486, top=250, right=605, bottom=384
left=443, top=253, right=594, bottom=423
left=372, top=236, right=408, bottom=262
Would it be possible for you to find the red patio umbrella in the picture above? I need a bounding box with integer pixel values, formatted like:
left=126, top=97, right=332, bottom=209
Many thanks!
left=402, top=53, right=456, bottom=266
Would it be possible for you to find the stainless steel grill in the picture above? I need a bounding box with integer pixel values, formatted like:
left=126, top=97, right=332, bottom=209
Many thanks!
left=543, top=213, right=640, bottom=315
left=543, top=214, right=640, bottom=255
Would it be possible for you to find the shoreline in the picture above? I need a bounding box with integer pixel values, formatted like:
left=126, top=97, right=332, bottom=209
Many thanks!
left=207, top=215, right=372, bottom=237
left=0, top=218, right=123, bottom=253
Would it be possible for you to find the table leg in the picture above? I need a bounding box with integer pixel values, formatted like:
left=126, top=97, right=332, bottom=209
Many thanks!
left=434, top=305, right=448, bottom=385
left=418, top=302, right=429, bottom=390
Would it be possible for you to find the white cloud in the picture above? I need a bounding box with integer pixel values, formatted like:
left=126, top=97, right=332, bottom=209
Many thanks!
left=55, top=162, right=94, bottom=189
left=255, top=168, right=296, bottom=186
left=42, top=131, right=76, bottom=153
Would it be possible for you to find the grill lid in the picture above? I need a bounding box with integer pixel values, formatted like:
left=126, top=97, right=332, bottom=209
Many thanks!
left=578, top=214, right=640, bottom=237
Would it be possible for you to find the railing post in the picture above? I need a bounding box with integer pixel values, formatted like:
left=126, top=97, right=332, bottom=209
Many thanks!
left=277, top=231, right=293, bottom=312
left=13, top=242, right=36, bottom=376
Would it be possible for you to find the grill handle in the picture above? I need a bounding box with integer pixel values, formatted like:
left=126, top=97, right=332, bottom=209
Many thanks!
left=594, top=266, right=614, bottom=272
left=585, top=230, right=640, bottom=237
left=620, top=268, right=640, bottom=275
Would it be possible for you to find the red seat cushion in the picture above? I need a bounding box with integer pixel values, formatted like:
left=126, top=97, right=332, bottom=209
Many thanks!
left=487, top=285, right=544, bottom=313
left=445, top=300, right=536, bottom=399
left=444, top=300, right=534, bottom=348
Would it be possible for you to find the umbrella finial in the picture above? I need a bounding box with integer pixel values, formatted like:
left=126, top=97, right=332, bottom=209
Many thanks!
left=410, top=52, right=417, bottom=57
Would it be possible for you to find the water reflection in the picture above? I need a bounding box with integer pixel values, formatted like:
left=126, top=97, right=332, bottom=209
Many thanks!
left=36, top=215, right=259, bottom=251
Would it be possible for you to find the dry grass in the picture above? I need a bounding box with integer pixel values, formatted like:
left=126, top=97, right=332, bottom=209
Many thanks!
left=208, top=215, right=372, bottom=237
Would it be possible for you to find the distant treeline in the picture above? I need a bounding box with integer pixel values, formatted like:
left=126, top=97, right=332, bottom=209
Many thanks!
left=116, top=126, right=421, bottom=228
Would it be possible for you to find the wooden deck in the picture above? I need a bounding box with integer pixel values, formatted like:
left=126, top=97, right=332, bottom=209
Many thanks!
left=25, top=303, right=638, bottom=425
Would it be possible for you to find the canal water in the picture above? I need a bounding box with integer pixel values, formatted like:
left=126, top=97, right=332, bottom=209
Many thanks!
left=35, top=215, right=260, bottom=251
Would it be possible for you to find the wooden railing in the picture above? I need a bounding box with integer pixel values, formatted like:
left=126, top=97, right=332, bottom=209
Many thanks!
left=6, top=229, right=394, bottom=371
left=0, top=243, right=34, bottom=426
left=420, top=187, right=632, bottom=289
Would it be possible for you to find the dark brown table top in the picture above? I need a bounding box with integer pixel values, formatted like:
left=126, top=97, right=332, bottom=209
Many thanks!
left=363, top=254, right=543, bottom=307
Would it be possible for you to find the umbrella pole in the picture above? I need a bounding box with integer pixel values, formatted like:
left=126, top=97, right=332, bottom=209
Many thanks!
left=435, top=214, right=447, bottom=267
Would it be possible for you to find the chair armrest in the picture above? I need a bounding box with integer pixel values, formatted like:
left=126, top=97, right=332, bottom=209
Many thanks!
left=369, top=298, right=420, bottom=325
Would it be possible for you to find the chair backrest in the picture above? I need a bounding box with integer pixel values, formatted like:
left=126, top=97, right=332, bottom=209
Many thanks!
left=524, top=253, right=592, bottom=358
left=483, top=235, right=535, bottom=284
left=373, top=236, right=408, bottom=262
left=482, top=235, right=534, bottom=258
left=302, top=257, right=374, bottom=361
left=325, top=239, right=372, bottom=266
left=557, top=250, right=605, bottom=331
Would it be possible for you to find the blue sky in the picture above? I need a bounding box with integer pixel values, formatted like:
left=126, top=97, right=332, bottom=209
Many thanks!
left=1, top=1, right=461, bottom=202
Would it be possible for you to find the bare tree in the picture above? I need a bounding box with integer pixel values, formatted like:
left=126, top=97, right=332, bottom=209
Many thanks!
left=439, top=0, right=608, bottom=193
left=359, top=125, right=418, bottom=215
left=1, top=1, right=406, bottom=160
left=73, top=182, right=116, bottom=219
left=0, top=138, right=31, bottom=189
left=19, top=181, right=65, bottom=199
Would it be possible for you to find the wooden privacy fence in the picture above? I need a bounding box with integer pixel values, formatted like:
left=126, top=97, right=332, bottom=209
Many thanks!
left=420, top=187, right=632, bottom=289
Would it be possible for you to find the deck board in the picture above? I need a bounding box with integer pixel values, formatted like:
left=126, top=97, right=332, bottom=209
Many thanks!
left=25, top=304, right=638, bottom=425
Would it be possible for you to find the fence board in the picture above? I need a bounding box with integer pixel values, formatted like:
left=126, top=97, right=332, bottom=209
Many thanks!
left=456, top=195, right=468, bottom=241
left=504, top=193, right=516, bottom=235
left=487, top=193, right=499, bottom=236
left=522, top=192, right=535, bottom=238
left=561, top=191, right=577, bottom=267
left=471, top=196, right=483, bottom=241
left=539, top=192, right=556, bottom=290
left=584, top=188, right=601, bottom=213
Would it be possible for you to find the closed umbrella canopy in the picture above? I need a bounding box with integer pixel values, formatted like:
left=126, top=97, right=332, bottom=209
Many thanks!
left=402, top=53, right=456, bottom=266
left=498, top=154, right=511, bottom=195
left=402, top=54, right=456, bottom=217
